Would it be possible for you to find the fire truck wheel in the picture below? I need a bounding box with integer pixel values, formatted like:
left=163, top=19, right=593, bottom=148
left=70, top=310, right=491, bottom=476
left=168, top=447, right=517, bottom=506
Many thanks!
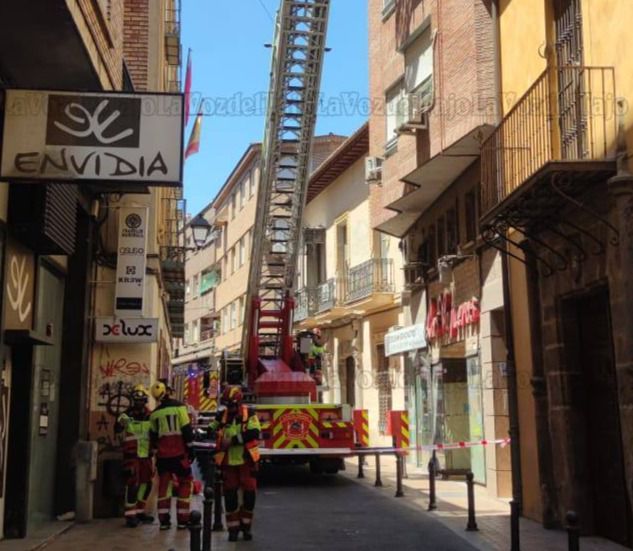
left=309, top=460, right=323, bottom=475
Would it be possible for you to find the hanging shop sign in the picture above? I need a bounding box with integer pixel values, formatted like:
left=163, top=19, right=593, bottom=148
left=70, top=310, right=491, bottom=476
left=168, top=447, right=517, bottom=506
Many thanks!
left=385, top=324, right=426, bottom=356
left=0, top=89, right=183, bottom=186
left=114, top=206, right=149, bottom=316
left=94, top=317, right=158, bottom=343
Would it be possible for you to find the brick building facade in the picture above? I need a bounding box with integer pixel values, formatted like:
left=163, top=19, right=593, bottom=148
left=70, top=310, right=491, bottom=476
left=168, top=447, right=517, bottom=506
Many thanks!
left=368, top=0, right=510, bottom=496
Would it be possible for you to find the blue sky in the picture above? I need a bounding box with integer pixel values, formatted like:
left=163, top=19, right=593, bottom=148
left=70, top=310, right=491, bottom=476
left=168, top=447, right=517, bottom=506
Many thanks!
left=181, top=0, right=369, bottom=215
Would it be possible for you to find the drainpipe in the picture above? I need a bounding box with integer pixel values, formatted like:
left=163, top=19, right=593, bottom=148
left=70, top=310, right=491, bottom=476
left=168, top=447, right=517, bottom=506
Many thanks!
left=492, top=0, right=524, bottom=522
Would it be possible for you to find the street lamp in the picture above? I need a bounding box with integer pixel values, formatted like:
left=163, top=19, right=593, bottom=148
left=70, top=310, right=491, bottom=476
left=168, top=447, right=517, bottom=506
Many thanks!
left=189, top=214, right=212, bottom=250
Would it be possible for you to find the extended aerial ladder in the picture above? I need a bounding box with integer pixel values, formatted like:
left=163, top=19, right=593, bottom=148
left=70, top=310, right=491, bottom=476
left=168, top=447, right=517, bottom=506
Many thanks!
left=242, top=0, right=330, bottom=401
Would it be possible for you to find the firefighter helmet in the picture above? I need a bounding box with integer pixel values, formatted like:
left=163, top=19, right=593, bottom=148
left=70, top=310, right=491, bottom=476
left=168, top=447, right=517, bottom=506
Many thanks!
left=131, top=384, right=149, bottom=403
left=221, top=385, right=243, bottom=406
left=150, top=381, right=167, bottom=401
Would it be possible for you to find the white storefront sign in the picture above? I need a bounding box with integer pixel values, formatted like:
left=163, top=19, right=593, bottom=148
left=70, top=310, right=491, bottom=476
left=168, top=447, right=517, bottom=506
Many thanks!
left=95, top=317, right=158, bottom=343
left=385, top=324, right=427, bottom=356
left=0, top=89, right=183, bottom=186
left=114, top=206, right=148, bottom=316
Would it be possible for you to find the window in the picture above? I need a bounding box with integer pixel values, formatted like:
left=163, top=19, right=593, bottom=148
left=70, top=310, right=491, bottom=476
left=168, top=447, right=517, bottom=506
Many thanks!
left=385, top=83, right=406, bottom=147
left=192, top=320, right=199, bottom=343
left=428, top=225, right=437, bottom=267
left=221, top=309, right=226, bottom=335
left=464, top=188, right=478, bottom=244
left=193, top=274, right=200, bottom=297
left=239, top=296, right=244, bottom=326
left=240, top=178, right=246, bottom=209
left=186, top=278, right=191, bottom=299
left=382, top=0, right=395, bottom=18
left=446, top=206, right=459, bottom=254
left=239, top=237, right=245, bottom=267
left=231, top=247, right=237, bottom=273
left=216, top=227, right=222, bottom=250
left=230, top=302, right=237, bottom=330
left=223, top=257, right=228, bottom=280
left=247, top=229, right=253, bottom=254
left=184, top=323, right=190, bottom=345
left=248, top=170, right=255, bottom=198
left=436, top=216, right=446, bottom=257
left=231, top=192, right=237, bottom=219
left=404, top=25, right=433, bottom=95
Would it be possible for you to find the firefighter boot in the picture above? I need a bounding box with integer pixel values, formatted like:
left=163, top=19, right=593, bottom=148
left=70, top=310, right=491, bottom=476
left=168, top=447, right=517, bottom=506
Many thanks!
left=226, top=509, right=241, bottom=542
left=240, top=506, right=254, bottom=541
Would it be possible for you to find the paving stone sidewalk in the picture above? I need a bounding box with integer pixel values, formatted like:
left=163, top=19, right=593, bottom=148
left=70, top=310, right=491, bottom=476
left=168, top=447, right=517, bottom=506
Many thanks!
left=345, top=454, right=630, bottom=551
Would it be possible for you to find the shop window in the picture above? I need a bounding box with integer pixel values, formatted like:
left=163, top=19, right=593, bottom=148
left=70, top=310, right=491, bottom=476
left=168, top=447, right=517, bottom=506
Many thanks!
left=446, top=206, right=459, bottom=254
left=464, top=188, right=478, bottom=244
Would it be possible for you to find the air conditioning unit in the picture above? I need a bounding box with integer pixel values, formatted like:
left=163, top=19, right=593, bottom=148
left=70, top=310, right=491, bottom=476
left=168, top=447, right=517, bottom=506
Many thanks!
left=365, top=156, right=383, bottom=184
left=407, top=90, right=432, bottom=126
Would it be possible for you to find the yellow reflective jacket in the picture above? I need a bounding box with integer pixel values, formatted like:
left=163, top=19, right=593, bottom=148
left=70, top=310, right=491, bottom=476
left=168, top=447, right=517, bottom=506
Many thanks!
left=212, top=406, right=261, bottom=466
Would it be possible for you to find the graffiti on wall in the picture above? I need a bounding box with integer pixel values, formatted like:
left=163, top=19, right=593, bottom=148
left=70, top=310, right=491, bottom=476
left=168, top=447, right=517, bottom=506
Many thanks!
left=90, top=346, right=152, bottom=452
left=98, top=357, right=149, bottom=378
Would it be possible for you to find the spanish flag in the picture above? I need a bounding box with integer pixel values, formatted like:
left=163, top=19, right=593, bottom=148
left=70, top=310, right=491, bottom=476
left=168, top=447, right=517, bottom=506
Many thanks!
left=185, top=111, right=202, bottom=160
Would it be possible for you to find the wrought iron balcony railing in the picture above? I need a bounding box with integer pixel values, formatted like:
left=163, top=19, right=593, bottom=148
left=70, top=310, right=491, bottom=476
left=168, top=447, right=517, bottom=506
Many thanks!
left=481, top=66, right=616, bottom=217
left=294, top=287, right=318, bottom=322
left=346, top=258, right=394, bottom=302
left=316, top=278, right=338, bottom=313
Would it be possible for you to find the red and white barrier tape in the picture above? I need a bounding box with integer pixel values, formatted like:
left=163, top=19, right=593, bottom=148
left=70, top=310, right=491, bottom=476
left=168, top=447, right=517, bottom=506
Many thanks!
left=192, top=438, right=510, bottom=456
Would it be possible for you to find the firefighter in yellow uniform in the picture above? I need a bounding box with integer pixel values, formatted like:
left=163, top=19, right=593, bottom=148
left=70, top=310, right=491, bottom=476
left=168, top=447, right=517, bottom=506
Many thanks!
left=115, top=384, right=154, bottom=528
left=211, top=385, right=261, bottom=542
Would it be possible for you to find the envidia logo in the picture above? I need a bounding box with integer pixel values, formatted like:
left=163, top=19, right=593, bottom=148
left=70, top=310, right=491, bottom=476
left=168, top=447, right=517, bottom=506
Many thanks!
left=45, top=94, right=141, bottom=148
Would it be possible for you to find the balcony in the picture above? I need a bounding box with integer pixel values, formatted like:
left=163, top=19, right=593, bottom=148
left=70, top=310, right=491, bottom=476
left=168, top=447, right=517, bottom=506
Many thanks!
left=161, top=246, right=185, bottom=338
left=164, top=1, right=181, bottom=67
left=346, top=259, right=394, bottom=302
left=293, top=258, right=397, bottom=328
left=316, top=278, right=338, bottom=313
left=294, top=287, right=318, bottom=322
left=481, top=66, right=617, bottom=227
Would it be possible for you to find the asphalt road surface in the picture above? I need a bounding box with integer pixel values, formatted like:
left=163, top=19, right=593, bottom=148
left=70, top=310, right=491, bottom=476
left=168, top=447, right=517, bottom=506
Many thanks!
left=250, top=464, right=477, bottom=550
left=38, top=464, right=479, bottom=551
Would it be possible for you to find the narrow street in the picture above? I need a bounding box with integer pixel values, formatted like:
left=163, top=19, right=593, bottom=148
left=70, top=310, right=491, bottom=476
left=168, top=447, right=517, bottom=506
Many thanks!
left=41, top=466, right=477, bottom=551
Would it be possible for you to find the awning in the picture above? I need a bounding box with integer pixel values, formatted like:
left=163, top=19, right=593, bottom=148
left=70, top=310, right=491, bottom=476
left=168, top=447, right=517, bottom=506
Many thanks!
left=375, top=125, right=494, bottom=238
left=375, top=212, right=420, bottom=238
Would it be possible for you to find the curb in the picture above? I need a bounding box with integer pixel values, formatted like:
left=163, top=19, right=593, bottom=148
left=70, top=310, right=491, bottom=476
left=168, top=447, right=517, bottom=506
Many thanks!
left=29, top=523, right=75, bottom=551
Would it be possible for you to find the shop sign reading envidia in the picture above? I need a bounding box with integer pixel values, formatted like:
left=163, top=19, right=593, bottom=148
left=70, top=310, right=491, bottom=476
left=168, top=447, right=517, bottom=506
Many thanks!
left=273, top=408, right=319, bottom=449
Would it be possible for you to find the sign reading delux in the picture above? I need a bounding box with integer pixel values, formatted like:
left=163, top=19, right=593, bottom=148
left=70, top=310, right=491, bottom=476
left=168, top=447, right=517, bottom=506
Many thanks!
left=0, top=89, right=183, bottom=186
left=95, top=317, right=158, bottom=343
left=115, top=207, right=148, bottom=316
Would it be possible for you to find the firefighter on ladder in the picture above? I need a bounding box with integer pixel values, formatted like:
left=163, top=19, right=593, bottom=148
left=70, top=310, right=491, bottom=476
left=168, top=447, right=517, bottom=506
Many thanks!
left=149, top=381, right=195, bottom=530
left=308, top=328, right=325, bottom=385
left=115, top=384, right=154, bottom=527
left=211, top=385, right=261, bottom=542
